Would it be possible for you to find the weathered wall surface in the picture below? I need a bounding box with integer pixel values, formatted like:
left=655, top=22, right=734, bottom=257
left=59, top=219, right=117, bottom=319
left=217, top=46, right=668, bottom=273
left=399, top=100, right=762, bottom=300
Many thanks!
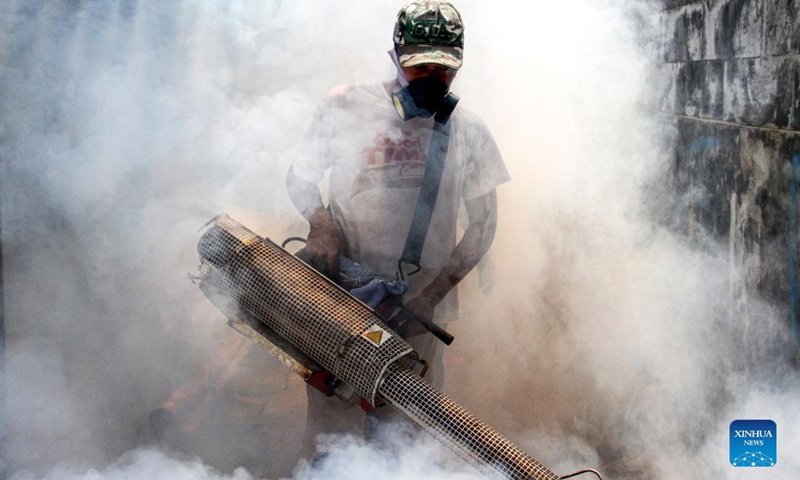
left=655, top=0, right=799, bottom=354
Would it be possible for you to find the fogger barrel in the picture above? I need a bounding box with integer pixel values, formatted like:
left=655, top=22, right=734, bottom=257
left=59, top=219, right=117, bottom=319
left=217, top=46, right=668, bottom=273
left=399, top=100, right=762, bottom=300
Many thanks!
left=196, top=215, right=560, bottom=480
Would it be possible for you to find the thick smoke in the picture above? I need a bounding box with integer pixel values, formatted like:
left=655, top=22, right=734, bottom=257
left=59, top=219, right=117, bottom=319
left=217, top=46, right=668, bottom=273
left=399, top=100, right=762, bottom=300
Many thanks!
left=9, top=448, right=255, bottom=480
left=1, top=0, right=796, bottom=479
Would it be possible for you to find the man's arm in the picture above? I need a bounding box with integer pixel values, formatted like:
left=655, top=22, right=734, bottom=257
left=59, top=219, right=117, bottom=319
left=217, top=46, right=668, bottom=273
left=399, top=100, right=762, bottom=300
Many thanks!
left=405, top=188, right=498, bottom=321
left=286, top=166, right=345, bottom=277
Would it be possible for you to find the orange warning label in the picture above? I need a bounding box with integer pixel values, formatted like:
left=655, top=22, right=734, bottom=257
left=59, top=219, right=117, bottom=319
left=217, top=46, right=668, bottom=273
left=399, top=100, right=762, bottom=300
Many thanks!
left=362, top=325, right=390, bottom=346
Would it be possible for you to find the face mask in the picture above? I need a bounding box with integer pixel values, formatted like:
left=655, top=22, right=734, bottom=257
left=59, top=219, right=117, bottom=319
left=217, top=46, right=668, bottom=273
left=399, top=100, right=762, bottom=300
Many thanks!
left=391, top=76, right=459, bottom=123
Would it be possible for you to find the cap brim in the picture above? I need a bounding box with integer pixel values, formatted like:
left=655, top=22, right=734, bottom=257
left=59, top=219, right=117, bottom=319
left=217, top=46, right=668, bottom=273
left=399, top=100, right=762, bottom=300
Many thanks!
left=397, top=44, right=463, bottom=70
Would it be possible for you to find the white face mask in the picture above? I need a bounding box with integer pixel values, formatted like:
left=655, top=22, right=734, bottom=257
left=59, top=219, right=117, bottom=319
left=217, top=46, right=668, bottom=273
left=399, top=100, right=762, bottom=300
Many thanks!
left=388, top=49, right=409, bottom=88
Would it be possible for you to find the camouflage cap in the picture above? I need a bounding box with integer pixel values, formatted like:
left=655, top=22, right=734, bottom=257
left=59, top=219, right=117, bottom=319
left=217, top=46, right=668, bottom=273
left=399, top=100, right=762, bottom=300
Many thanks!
left=393, top=0, right=464, bottom=70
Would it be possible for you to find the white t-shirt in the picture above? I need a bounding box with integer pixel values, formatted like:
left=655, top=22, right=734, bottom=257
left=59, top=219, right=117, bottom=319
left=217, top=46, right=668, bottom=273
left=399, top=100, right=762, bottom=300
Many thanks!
left=292, top=82, right=509, bottom=320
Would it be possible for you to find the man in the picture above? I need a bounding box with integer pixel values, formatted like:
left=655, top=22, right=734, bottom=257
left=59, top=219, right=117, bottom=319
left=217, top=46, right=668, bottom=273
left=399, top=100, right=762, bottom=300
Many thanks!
left=286, top=0, right=509, bottom=452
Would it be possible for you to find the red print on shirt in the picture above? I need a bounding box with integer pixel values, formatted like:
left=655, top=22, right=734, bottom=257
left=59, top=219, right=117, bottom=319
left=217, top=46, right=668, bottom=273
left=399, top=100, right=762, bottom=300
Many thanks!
left=350, top=129, right=429, bottom=198
left=364, top=130, right=427, bottom=166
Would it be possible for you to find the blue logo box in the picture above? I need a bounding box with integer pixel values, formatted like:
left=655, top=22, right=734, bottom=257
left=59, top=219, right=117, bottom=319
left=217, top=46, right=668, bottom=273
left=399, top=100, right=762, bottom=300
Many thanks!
left=730, top=420, right=777, bottom=467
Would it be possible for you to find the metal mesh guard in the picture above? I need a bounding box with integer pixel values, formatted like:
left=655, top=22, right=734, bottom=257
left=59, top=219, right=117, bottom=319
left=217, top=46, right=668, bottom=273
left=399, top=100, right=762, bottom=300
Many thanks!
left=196, top=215, right=563, bottom=480
left=380, top=362, right=561, bottom=480
left=197, top=215, right=416, bottom=405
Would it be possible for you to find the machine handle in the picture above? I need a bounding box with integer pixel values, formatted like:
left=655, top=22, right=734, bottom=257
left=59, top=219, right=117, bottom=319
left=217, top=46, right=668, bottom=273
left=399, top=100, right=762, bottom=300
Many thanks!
left=394, top=305, right=454, bottom=346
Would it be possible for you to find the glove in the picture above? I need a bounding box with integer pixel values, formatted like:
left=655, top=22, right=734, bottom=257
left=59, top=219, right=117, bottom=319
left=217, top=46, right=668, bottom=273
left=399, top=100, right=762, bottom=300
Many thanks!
left=296, top=208, right=346, bottom=279
left=337, top=256, right=409, bottom=309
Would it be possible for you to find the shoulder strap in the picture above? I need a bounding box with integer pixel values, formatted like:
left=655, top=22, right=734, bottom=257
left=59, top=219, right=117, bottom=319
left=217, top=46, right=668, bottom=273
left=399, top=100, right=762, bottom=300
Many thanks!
left=397, top=118, right=452, bottom=279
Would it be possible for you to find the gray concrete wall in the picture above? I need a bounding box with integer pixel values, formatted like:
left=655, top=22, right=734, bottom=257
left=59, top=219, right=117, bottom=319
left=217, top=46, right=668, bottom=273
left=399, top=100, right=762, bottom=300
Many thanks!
left=655, top=0, right=799, bottom=354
